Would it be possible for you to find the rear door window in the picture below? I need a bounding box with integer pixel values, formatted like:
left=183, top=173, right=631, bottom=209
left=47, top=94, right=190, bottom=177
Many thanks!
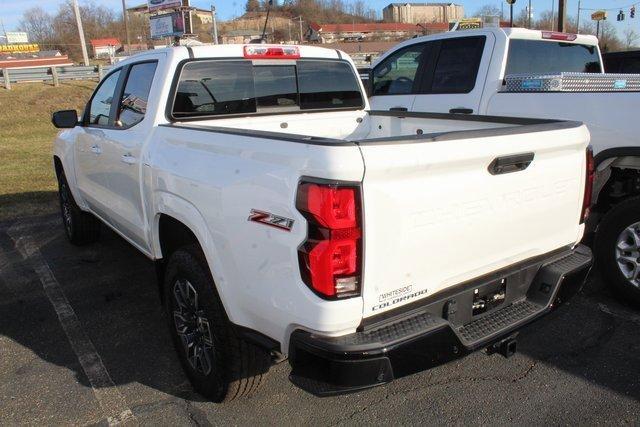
left=118, top=62, right=158, bottom=128
left=430, top=36, right=486, bottom=93
left=505, top=39, right=602, bottom=75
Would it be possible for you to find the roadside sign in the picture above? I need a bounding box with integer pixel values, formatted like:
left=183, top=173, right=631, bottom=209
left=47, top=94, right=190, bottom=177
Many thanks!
left=4, top=32, right=29, bottom=44
left=150, top=12, right=185, bottom=39
left=458, top=18, right=483, bottom=30
left=147, top=0, right=182, bottom=12
left=0, top=43, right=39, bottom=53
left=506, top=0, right=516, bottom=4
left=591, top=10, right=607, bottom=21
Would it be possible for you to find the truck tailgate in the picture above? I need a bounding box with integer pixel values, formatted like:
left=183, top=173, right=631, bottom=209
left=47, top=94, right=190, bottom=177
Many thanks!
left=357, top=123, right=589, bottom=317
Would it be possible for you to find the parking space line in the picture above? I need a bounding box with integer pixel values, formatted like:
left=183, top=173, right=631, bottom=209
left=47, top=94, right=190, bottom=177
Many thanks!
left=7, top=223, right=136, bottom=426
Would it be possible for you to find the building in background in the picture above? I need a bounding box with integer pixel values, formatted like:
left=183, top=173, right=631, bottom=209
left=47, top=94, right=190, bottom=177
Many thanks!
left=0, top=50, right=72, bottom=69
left=90, top=38, right=121, bottom=58
left=383, top=3, right=464, bottom=24
left=127, top=3, right=213, bottom=24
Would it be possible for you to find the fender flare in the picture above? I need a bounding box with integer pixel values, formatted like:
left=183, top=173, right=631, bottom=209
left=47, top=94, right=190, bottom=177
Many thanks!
left=594, top=147, right=640, bottom=168
left=152, top=191, right=236, bottom=321
left=592, top=148, right=640, bottom=208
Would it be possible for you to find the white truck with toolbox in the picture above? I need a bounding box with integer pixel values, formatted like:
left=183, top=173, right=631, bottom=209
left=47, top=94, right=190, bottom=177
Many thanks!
left=51, top=44, right=592, bottom=401
left=366, top=27, right=640, bottom=305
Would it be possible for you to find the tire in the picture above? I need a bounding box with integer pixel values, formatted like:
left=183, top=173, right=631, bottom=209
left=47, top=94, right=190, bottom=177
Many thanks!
left=594, top=196, right=640, bottom=307
left=163, top=244, right=270, bottom=402
left=57, top=171, right=101, bottom=245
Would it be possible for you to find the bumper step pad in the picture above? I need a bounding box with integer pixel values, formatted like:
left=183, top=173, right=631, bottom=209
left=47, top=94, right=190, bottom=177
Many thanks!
left=457, top=300, right=541, bottom=345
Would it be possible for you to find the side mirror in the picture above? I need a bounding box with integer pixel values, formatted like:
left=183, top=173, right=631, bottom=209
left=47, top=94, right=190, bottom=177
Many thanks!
left=52, top=110, right=78, bottom=129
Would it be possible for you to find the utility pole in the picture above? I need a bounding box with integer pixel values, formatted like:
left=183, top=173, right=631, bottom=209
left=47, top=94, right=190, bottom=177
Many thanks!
left=261, top=0, right=273, bottom=42
left=557, top=0, right=567, bottom=32
left=121, top=0, right=131, bottom=55
left=551, top=0, right=555, bottom=30
left=299, top=16, right=303, bottom=43
left=528, top=0, right=532, bottom=28
left=72, top=0, right=90, bottom=66
left=211, top=5, right=219, bottom=44
left=576, top=0, right=581, bottom=33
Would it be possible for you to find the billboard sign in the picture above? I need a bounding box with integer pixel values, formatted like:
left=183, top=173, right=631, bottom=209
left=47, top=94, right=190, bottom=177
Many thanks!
left=147, top=0, right=182, bottom=12
left=150, top=12, right=185, bottom=39
left=5, top=31, right=29, bottom=44
left=591, top=11, right=607, bottom=21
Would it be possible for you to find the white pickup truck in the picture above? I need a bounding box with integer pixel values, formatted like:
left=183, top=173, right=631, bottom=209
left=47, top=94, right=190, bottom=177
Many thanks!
left=366, top=27, right=640, bottom=306
left=52, top=44, right=592, bottom=401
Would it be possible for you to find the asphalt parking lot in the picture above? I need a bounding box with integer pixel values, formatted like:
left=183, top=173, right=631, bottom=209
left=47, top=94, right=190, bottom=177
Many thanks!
left=1, top=215, right=638, bottom=425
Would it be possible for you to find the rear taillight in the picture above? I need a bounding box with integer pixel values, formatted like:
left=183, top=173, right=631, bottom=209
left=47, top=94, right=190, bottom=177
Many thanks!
left=541, top=31, right=578, bottom=41
left=296, top=181, right=362, bottom=299
left=581, top=146, right=595, bottom=224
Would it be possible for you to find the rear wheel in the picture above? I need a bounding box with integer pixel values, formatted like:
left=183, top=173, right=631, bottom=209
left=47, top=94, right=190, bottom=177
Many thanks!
left=57, top=171, right=101, bottom=245
left=595, top=196, right=640, bottom=307
left=163, top=244, right=270, bottom=402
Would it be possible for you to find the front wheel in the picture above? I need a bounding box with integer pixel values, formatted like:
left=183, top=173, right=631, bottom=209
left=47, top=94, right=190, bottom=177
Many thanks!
left=163, top=244, right=270, bottom=402
left=594, top=196, right=640, bottom=307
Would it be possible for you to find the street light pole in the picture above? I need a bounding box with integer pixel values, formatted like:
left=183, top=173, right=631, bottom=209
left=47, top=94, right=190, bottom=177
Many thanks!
left=72, top=0, right=90, bottom=66
left=121, top=0, right=131, bottom=55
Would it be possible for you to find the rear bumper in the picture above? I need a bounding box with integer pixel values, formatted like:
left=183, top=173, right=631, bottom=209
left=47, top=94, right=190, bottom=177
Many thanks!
left=288, top=244, right=592, bottom=396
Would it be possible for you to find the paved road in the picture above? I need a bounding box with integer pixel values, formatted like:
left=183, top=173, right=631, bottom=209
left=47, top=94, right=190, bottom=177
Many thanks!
left=1, top=216, right=638, bottom=425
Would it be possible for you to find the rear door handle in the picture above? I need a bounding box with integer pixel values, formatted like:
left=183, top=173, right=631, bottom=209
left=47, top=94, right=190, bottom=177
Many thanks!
left=121, top=154, right=136, bottom=165
left=389, top=107, right=408, bottom=112
left=90, top=145, right=102, bottom=155
left=488, top=153, right=535, bottom=175
left=449, top=108, right=474, bottom=114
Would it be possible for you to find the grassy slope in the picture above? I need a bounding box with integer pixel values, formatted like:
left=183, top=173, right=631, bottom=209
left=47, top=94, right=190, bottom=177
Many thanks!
left=0, top=81, right=96, bottom=221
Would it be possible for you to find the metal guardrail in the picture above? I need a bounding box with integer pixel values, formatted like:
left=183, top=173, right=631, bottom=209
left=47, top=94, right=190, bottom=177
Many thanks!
left=0, top=65, right=112, bottom=90
left=0, top=55, right=374, bottom=89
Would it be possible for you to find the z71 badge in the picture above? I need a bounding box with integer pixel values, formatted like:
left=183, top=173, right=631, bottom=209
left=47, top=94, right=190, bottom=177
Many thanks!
left=248, top=209, right=294, bottom=231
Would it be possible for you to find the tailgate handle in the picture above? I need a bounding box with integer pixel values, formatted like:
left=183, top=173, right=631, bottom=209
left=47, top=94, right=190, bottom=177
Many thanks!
left=488, top=153, right=534, bottom=175
left=389, top=107, right=408, bottom=112
left=449, top=108, right=473, bottom=114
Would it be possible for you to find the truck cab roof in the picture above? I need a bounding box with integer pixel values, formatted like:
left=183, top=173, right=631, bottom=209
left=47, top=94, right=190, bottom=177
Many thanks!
left=115, top=44, right=350, bottom=69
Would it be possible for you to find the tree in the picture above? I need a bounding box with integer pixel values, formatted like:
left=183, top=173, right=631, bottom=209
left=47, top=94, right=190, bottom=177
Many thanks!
left=18, top=7, right=54, bottom=46
left=473, top=4, right=500, bottom=18
left=246, top=0, right=261, bottom=12
left=623, top=27, right=639, bottom=50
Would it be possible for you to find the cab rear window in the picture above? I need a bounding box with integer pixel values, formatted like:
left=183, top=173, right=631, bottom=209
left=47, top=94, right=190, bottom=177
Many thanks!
left=171, top=59, right=364, bottom=119
left=505, top=39, right=602, bottom=75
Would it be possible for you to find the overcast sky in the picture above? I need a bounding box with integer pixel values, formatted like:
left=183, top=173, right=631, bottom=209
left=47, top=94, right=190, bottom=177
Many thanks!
left=1, top=0, right=638, bottom=36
